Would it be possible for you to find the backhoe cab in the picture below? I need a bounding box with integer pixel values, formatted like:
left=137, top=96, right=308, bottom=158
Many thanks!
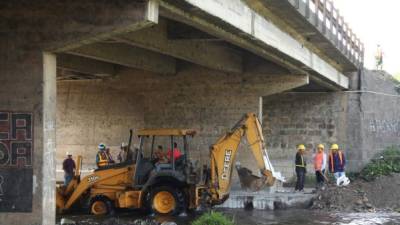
left=56, top=113, right=277, bottom=216
left=133, top=128, right=199, bottom=215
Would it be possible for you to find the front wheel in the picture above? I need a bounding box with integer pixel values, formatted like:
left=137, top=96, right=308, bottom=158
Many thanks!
left=149, top=186, right=185, bottom=215
left=89, top=196, right=114, bottom=216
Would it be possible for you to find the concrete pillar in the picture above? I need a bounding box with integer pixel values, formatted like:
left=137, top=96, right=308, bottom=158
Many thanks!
left=42, top=53, right=57, bottom=225
left=0, top=42, right=56, bottom=225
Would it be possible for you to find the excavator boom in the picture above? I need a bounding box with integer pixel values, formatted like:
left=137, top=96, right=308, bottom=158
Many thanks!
left=209, top=113, right=276, bottom=204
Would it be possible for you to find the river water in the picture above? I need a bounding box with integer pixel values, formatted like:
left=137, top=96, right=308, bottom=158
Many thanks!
left=61, top=209, right=400, bottom=225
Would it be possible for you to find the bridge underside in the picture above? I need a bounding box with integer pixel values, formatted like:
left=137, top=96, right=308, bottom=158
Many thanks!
left=53, top=0, right=353, bottom=90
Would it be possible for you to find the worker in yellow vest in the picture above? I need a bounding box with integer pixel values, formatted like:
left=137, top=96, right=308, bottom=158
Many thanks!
left=96, top=143, right=108, bottom=168
left=295, top=144, right=307, bottom=192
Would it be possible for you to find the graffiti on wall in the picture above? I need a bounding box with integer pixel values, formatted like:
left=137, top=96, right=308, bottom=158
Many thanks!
left=0, top=111, right=33, bottom=212
left=369, top=119, right=400, bottom=135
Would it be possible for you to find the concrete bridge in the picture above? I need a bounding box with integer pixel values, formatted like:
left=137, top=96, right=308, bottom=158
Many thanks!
left=0, top=1, right=380, bottom=225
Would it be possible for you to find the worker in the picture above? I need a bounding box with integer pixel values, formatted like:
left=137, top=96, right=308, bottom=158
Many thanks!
left=117, top=142, right=128, bottom=163
left=167, top=142, right=182, bottom=162
left=96, top=143, right=109, bottom=168
left=294, top=144, right=307, bottom=192
left=62, top=152, right=76, bottom=186
left=105, top=147, right=115, bottom=164
left=328, top=144, right=346, bottom=181
left=313, top=144, right=327, bottom=190
left=153, top=145, right=166, bottom=164
left=375, top=44, right=383, bottom=70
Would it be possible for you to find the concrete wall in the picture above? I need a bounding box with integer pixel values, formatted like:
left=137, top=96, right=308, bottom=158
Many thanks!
left=262, top=69, right=400, bottom=179
left=263, top=92, right=348, bottom=176
left=56, top=63, right=308, bottom=186
left=359, top=70, right=400, bottom=160
left=56, top=78, right=145, bottom=174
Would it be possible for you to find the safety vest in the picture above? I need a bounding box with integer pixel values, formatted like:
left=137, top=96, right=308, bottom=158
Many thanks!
left=329, top=151, right=343, bottom=171
left=97, top=151, right=108, bottom=167
left=314, top=152, right=323, bottom=171
left=296, top=153, right=306, bottom=168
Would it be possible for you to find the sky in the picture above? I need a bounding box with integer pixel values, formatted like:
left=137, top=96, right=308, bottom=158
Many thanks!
left=334, top=0, right=400, bottom=75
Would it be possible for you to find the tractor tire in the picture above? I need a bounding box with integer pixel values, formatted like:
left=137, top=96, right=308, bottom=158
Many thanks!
left=149, top=186, right=186, bottom=215
left=89, top=196, right=115, bottom=216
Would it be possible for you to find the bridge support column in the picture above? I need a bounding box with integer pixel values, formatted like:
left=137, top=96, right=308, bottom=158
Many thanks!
left=0, top=43, right=57, bottom=225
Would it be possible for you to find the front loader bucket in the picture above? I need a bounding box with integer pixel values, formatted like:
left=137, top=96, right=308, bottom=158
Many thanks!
left=56, top=186, right=66, bottom=211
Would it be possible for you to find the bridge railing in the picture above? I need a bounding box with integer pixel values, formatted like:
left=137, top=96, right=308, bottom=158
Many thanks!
left=289, top=0, right=364, bottom=67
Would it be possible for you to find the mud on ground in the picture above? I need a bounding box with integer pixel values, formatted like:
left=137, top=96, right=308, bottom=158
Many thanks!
left=311, top=173, right=400, bottom=212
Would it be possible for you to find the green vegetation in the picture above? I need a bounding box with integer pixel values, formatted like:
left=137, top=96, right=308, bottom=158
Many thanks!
left=393, top=73, right=400, bottom=94
left=393, top=73, right=400, bottom=82
left=360, top=146, right=400, bottom=181
left=192, top=211, right=235, bottom=225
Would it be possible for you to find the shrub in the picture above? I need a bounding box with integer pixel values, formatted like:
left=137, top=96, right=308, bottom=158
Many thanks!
left=360, top=146, right=400, bottom=181
left=191, top=211, right=235, bottom=225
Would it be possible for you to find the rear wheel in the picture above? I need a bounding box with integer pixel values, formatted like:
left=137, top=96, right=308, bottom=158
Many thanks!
left=89, top=196, right=114, bottom=216
left=149, top=186, right=185, bottom=215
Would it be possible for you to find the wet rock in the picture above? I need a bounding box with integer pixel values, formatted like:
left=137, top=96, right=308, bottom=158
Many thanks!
left=60, top=218, right=76, bottom=225
left=365, top=203, right=374, bottom=209
left=368, top=208, right=376, bottom=213
left=344, top=205, right=353, bottom=212
left=178, top=211, right=188, bottom=217
left=133, top=219, right=160, bottom=225
left=161, top=222, right=177, bottom=225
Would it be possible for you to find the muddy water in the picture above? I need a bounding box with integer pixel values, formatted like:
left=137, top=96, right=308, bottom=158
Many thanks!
left=60, top=209, right=400, bottom=225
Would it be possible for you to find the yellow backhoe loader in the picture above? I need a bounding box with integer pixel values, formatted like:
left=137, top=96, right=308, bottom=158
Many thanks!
left=56, top=113, right=277, bottom=215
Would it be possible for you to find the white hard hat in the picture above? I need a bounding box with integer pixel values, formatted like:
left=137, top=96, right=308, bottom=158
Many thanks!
left=98, top=143, right=106, bottom=150
left=66, top=152, right=72, bottom=156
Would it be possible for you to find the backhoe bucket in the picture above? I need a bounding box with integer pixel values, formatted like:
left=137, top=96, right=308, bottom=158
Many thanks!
left=236, top=165, right=274, bottom=191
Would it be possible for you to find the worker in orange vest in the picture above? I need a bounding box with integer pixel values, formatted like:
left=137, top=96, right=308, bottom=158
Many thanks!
left=294, top=144, right=307, bottom=192
left=96, top=143, right=109, bottom=168
left=313, top=144, right=327, bottom=190
left=328, top=144, right=346, bottom=180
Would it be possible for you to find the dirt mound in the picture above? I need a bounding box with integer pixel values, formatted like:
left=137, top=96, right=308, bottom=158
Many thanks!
left=361, top=173, right=400, bottom=209
left=311, top=174, right=400, bottom=212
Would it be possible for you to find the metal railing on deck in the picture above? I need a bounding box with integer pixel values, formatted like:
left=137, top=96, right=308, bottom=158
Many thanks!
left=290, top=0, right=364, bottom=67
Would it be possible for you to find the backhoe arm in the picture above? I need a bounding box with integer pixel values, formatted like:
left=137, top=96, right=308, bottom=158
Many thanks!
left=209, top=113, right=275, bottom=204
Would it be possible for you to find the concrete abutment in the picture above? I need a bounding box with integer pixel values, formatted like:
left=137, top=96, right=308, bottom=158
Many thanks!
left=263, top=70, right=400, bottom=179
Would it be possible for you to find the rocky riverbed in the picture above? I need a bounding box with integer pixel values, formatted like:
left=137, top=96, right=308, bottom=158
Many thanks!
left=59, top=209, right=400, bottom=225
left=59, top=174, right=400, bottom=225
left=311, top=174, right=400, bottom=213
